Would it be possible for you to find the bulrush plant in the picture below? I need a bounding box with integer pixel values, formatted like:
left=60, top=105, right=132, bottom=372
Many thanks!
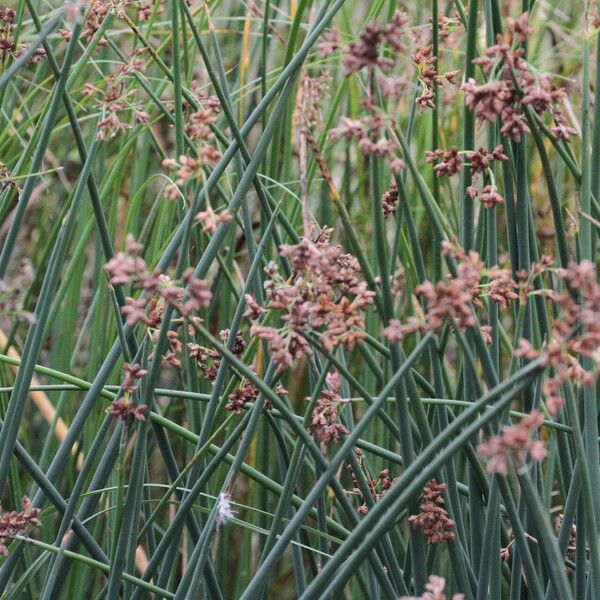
left=0, top=0, right=599, bottom=598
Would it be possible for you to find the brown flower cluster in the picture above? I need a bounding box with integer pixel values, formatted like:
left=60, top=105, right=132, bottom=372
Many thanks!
left=161, top=93, right=221, bottom=199
left=82, top=0, right=110, bottom=45
left=83, top=61, right=149, bottom=141
left=477, top=411, right=547, bottom=475
left=506, top=12, right=533, bottom=41
left=468, top=145, right=508, bottom=178
left=243, top=294, right=264, bottom=320
left=486, top=266, right=519, bottom=309
left=461, top=13, right=576, bottom=142
left=461, top=77, right=528, bottom=141
left=382, top=242, right=517, bottom=342
left=104, top=235, right=147, bottom=286
left=104, top=236, right=211, bottom=370
left=478, top=186, right=504, bottom=209
left=342, top=10, right=407, bottom=75
left=219, top=331, right=255, bottom=412
left=107, top=362, right=149, bottom=423
left=185, top=93, right=220, bottom=143
left=411, top=44, right=460, bottom=113
left=162, top=156, right=199, bottom=200
left=225, top=376, right=281, bottom=414
left=191, top=329, right=246, bottom=382
left=150, top=329, right=184, bottom=368
left=348, top=449, right=397, bottom=514
left=0, top=497, right=41, bottom=557
left=188, top=329, right=279, bottom=414
left=188, top=342, right=222, bottom=383
left=400, top=575, right=464, bottom=600
left=138, top=0, right=165, bottom=21
left=308, top=370, right=349, bottom=451
left=425, top=146, right=462, bottom=177
left=250, top=229, right=375, bottom=370
left=408, top=479, right=455, bottom=544
left=516, top=260, right=600, bottom=416
left=107, top=398, right=148, bottom=422
left=426, top=145, right=507, bottom=207
left=225, top=377, right=259, bottom=414
left=316, top=28, right=340, bottom=59
left=0, top=8, right=45, bottom=63
left=104, top=235, right=212, bottom=328
left=193, top=208, right=233, bottom=233
left=329, top=102, right=403, bottom=168
left=430, top=12, right=463, bottom=40
left=381, top=182, right=399, bottom=219
left=121, top=362, right=148, bottom=392
left=385, top=256, right=481, bottom=339
left=0, top=6, right=15, bottom=26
